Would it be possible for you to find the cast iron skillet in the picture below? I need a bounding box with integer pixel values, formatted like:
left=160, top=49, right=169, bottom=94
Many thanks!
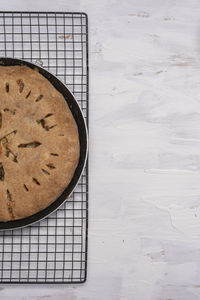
left=0, top=57, right=88, bottom=230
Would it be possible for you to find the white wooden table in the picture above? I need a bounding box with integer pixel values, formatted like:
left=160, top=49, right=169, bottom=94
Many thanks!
left=1, top=0, right=200, bottom=299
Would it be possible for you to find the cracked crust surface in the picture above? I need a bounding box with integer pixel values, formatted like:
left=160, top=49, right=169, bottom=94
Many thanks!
left=0, top=65, right=80, bottom=221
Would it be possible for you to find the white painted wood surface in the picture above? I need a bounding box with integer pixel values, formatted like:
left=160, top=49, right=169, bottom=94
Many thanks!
left=1, top=0, right=200, bottom=299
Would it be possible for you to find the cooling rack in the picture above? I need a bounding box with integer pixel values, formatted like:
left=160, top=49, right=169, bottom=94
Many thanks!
left=0, top=11, right=88, bottom=283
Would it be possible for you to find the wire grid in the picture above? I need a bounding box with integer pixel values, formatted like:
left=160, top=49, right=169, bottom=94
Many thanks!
left=0, top=11, right=88, bottom=283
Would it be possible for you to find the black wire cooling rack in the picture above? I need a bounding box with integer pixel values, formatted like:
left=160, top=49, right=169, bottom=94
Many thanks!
left=0, top=11, right=88, bottom=283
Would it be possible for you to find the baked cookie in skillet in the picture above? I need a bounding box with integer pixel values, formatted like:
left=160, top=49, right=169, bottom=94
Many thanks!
left=0, top=66, right=80, bottom=221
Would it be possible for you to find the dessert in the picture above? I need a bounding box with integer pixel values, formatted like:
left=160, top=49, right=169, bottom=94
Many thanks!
left=0, top=65, right=80, bottom=221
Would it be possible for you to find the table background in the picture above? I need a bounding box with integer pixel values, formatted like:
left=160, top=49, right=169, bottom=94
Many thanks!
left=1, top=0, right=200, bottom=299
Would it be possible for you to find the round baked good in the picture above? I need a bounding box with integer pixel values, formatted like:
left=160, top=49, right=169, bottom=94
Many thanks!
left=0, top=66, right=80, bottom=221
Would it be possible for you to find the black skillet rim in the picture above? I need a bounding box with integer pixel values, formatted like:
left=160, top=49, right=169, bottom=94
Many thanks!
left=0, top=57, right=88, bottom=230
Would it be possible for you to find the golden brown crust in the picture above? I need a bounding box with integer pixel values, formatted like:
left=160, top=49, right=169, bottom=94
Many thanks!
left=0, top=66, right=80, bottom=221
